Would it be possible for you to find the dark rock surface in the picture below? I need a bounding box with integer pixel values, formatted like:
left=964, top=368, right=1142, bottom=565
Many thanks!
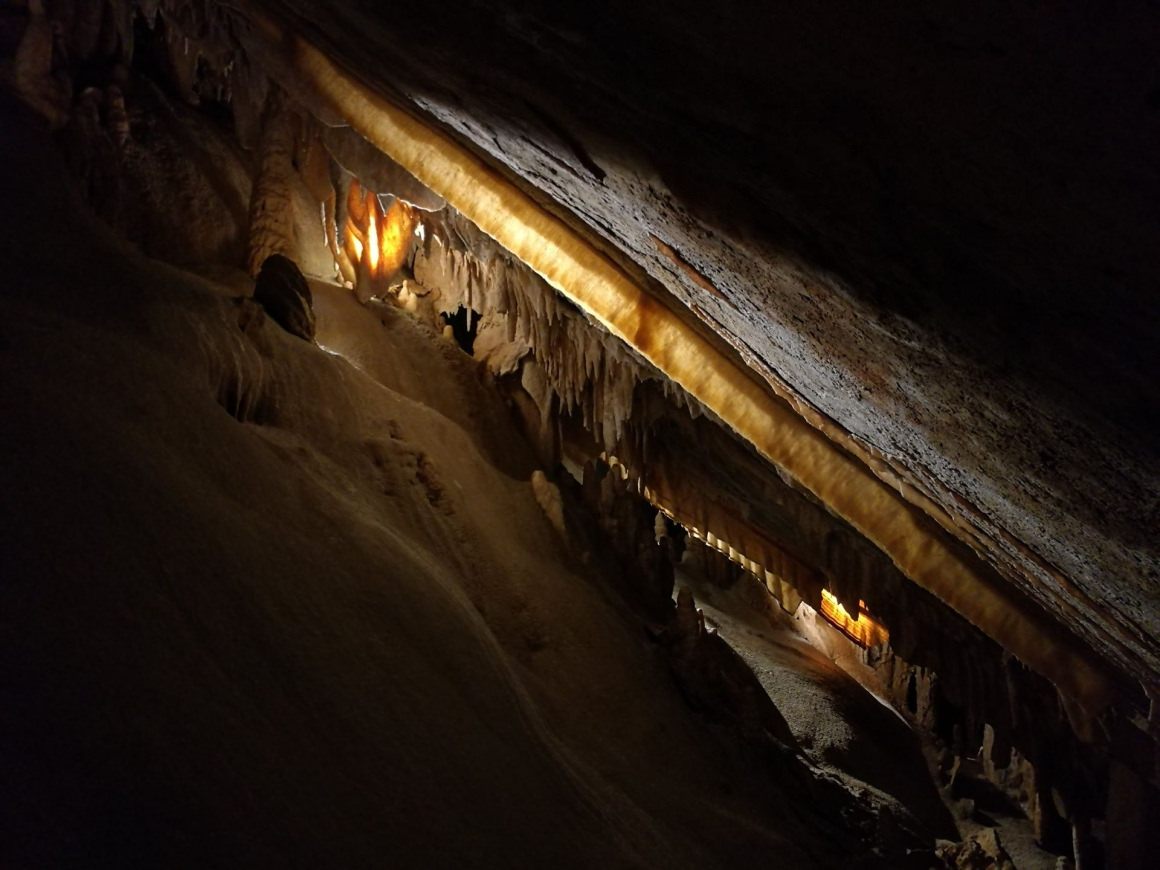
left=258, top=0, right=1160, bottom=688
left=253, top=254, right=316, bottom=341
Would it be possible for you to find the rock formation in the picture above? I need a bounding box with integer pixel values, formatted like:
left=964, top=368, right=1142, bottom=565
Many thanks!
left=253, top=253, right=316, bottom=341
left=1, top=1, right=1157, bottom=867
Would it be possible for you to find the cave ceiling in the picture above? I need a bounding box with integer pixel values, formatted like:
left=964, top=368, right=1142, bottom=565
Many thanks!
left=252, top=1, right=1160, bottom=694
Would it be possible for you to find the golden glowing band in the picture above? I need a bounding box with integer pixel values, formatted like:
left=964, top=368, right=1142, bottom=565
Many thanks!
left=820, top=590, right=890, bottom=648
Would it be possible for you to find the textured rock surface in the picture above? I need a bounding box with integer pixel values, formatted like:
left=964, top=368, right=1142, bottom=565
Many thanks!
left=258, top=0, right=1160, bottom=690
left=253, top=254, right=316, bottom=341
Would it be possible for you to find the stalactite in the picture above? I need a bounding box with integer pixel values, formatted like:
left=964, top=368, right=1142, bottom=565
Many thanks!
left=323, top=125, right=446, bottom=212
left=410, top=209, right=659, bottom=455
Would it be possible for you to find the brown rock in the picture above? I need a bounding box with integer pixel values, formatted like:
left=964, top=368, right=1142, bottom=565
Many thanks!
left=935, top=827, right=1016, bottom=869
left=253, top=254, right=316, bottom=342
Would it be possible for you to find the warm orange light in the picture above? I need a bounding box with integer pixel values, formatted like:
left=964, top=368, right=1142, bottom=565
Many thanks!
left=345, top=222, right=365, bottom=263
left=378, top=199, right=415, bottom=277
left=340, top=181, right=415, bottom=284
left=347, top=177, right=368, bottom=223
left=366, top=198, right=380, bottom=273
left=820, top=589, right=889, bottom=648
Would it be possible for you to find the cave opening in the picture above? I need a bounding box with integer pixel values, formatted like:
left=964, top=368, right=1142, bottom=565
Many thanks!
left=443, top=306, right=478, bottom=355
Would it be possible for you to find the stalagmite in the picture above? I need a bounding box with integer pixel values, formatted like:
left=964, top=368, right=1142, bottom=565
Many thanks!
left=295, top=119, right=352, bottom=282
left=245, top=90, right=297, bottom=276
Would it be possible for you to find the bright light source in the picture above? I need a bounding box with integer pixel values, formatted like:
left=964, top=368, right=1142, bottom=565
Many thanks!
left=819, top=589, right=889, bottom=648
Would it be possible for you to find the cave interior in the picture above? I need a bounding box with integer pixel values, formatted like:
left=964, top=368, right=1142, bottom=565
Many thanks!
left=2, top=1, right=1159, bottom=868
